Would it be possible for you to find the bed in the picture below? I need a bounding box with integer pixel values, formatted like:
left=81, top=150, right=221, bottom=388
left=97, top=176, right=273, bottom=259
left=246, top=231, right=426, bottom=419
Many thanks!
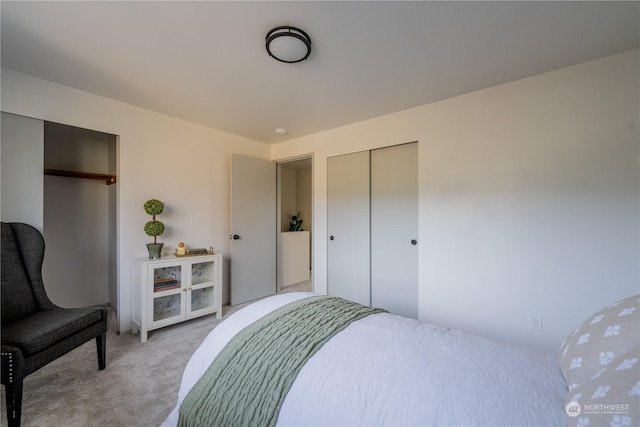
left=162, top=292, right=639, bottom=427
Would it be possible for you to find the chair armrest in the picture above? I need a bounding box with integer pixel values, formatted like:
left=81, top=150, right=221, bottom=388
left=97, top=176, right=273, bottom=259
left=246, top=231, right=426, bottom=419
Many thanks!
left=1, top=345, right=24, bottom=385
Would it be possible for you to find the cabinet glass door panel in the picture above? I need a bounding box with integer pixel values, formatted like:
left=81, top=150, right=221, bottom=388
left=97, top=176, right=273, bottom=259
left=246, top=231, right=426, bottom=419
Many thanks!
left=153, top=293, right=182, bottom=322
left=192, top=261, right=214, bottom=286
left=153, top=265, right=182, bottom=292
left=190, top=287, right=215, bottom=313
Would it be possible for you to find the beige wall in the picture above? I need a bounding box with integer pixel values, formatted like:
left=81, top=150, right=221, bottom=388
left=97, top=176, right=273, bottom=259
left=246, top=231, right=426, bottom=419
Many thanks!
left=296, top=167, right=312, bottom=235
left=280, top=167, right=297, bottom=232
left=2, top=49, right=637, bottom=352
left=279, top=164, right=312, bottom=233
left=1, top=113, right=44, bottom=228
left=1, top=67, right=269, bottom=331
left=272, top=49, right=640, bottom=353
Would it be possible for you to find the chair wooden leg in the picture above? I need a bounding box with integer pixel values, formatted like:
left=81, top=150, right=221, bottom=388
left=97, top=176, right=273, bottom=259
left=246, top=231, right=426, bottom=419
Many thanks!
left=5, top=378, right=23, bottom=427
left=96, top=332, right=106, bottom=370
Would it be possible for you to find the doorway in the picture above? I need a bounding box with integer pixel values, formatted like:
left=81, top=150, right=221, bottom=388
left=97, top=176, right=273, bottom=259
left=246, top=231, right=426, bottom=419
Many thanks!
left=42, top=122, right=117, bottom=318
left=229, top=155, right=311, bottom=305
left=277, top=157, right=312, bottom=294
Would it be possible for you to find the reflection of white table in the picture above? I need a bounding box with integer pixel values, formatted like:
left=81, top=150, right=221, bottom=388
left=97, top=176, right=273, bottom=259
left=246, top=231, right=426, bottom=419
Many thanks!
left=278, top=231, right=310, bottom=288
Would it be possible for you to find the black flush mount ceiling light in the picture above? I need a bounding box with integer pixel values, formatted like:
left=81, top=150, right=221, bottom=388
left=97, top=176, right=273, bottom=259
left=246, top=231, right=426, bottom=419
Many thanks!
left=266, top=26, right=312, bottom=63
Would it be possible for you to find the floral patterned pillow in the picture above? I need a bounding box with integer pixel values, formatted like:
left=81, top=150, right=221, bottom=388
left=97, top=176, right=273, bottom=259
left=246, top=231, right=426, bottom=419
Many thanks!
left=565, top=345, right=639, bottom=427
left=558, top=295, right=639, bottom=390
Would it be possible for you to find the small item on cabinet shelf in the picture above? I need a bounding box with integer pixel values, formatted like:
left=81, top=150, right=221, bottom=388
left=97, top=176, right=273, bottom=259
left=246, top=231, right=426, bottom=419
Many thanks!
left=175, top=246, right=215, bottom=257
left=154, top=277, right=179, bottom=291
left=176, top=242, right=187, bottom=256
left=186, top=248, right=209, bottom=255
left=153, top=280, right=180, bottom=292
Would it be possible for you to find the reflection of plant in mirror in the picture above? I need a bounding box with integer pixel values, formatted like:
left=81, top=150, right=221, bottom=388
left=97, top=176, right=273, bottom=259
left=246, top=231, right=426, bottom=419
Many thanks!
left=289, top=211, right=303, bottom=231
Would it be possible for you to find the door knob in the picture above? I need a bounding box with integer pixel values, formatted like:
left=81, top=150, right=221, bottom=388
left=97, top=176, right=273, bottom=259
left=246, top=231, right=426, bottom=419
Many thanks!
left=411, top=239, right=417, bottom=245
left=230, top=234, right=240, bottom=240
left=329, top=235, right=334, bottom=241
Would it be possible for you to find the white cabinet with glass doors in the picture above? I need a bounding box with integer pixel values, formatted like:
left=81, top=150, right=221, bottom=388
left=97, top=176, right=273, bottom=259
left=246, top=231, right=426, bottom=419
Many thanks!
left=133, top=254, right=222, bottom=343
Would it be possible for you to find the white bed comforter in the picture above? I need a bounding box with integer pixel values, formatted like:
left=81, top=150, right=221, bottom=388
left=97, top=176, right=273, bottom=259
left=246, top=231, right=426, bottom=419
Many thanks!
left=163, top=292, right=568, bottom=426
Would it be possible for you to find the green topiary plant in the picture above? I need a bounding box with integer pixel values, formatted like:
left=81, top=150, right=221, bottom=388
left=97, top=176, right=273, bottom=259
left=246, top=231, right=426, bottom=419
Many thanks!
left=289, top=211, right=303, bottom=231
left=143, top=199, right=165, bottom=244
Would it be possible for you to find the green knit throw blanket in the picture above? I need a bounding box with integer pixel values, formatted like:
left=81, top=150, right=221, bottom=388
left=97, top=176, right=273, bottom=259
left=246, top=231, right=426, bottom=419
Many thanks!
left=178, top=295, right=385, bottom=427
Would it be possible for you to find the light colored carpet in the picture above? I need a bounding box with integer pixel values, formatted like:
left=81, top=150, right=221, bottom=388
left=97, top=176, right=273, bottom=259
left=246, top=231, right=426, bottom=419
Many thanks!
left=0, top=282, right=310, bottom=427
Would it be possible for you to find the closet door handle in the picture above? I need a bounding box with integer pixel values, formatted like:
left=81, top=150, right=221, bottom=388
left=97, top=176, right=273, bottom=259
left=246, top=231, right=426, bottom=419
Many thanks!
left=411, top=239, right=417, bottom=245
left=329, top=235, right=334, bottom=241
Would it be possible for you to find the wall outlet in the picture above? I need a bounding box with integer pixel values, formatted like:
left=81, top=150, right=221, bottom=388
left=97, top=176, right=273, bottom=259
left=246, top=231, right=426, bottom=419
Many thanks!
left=529, top=314, right=543, bottom=331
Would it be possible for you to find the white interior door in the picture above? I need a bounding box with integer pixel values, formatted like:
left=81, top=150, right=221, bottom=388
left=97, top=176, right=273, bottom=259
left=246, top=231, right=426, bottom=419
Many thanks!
left=327, top=150, right=370, bottom=306
left=230, top=154, right=276, bottom=305
left=371, top=142, right=418, bottom=319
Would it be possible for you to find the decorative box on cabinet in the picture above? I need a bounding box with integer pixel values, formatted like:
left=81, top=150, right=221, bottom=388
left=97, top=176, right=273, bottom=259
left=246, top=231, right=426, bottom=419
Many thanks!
left=132, top=254, right=222, bottom=343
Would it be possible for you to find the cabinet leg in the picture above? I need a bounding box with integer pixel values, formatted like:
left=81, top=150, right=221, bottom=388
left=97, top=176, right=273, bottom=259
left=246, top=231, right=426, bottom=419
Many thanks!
left=216, top=311, right=222, bottom=320
left=140, top=329, right=148, bottom=343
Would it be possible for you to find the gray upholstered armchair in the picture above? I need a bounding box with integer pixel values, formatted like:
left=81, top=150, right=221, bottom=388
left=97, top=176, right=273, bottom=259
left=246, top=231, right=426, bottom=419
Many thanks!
left=1, top=222, right=107, bottom=427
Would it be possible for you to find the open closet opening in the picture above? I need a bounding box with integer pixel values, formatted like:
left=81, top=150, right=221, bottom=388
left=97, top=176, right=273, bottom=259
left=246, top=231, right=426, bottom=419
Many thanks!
left=43, top=121, right=117, bottom=327
left=276, top=157, right=312, bottom=294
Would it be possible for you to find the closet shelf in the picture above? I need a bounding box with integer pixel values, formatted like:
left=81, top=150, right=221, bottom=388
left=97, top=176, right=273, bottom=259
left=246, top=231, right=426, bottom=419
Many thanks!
left=44, top=169, right=117, bottom=185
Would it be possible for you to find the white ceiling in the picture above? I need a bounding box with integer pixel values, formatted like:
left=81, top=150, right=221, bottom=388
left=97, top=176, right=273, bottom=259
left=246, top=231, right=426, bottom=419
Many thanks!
left=2, top=1, right=638, bottom=144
